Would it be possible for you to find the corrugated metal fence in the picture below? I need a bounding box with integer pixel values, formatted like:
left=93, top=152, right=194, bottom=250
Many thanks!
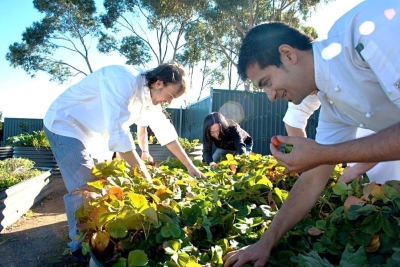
left=2, top=88, right=319, bottom=156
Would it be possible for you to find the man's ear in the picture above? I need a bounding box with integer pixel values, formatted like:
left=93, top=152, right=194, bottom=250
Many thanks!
left=279, top=45, right=297, bottom=64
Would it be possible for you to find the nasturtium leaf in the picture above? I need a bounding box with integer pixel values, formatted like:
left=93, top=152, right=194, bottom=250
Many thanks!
left=186, top=262, right=202, bottom=267
left=108, top=186, right=124, bottom=200
left=392, top=251, right=400, bottom=261
left=99, top=212, right=117, bottom=226
left=316, top=220, right=327, bottom=230
left=142, top=207, right=158, bottom=224
left=346, top=205, right=362, bottom=220
left=332, top=182, right=348, bottom=196
left=105, top=218, right=128, bottom=238
left=74, top=205, right=90, bottom=220
left=382, top=219, right=397, bottom=237
left=382, top=183, right=399, bottom=199
left=91, top=231, right=110, bottom=253
left=365, top=234, right=380, bottom=253
left=87, top=179, right=106, bottom=190
left=122, top=211, right=144, bottom=230
left=298, top=251, right=333, bottom=267
left=127, top=250, right=148, bottom=266
left=110, top=258, right=126, bottom=267
left=344, top=196, right=365, bottom=211
left=177, top=252, right=190, bottom=266
left=353, top=231, right=371, bottom=246
left=312, top=242, right=326, bottom=253
left=126, top=192, right=149, bottom=211
left=256, top=176, right=273, bottom=188
left=339, top=244, right=368, bottom=266
left=273, top=187, right=283, bottom=201
left=163, top=240, right=181, bottom=254
left=237, top=205, right=251, bottom=217
left=233, top=223, right=250, bottom=234
left=210, top=245, right=224, bottom=266
left=161, top=222, right=181, bottom=238
left=307, top=226, right=325, bottom=236
left=361, top=213, right=382, bottom=234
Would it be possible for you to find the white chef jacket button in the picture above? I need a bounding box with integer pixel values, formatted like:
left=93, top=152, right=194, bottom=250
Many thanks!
left=365, top=112, right=371, bottom=118
left=334, top=86, right=340, bottom=92
left=329, top=100, right=334, bottom=104
left=359, top=124, right=365, bottom=128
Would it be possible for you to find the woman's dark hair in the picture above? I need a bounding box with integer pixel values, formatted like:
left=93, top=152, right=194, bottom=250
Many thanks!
left=203, top=112, right=238, bottom=151
left=238, top=21, right=313, bottom=81
left=144, top=62, right=187, bottom=94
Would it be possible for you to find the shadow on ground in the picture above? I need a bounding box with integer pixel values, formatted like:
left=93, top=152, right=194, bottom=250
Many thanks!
left=0, top=178, right=87, bottom=267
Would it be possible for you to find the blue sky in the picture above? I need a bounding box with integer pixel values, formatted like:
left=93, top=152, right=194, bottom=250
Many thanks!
left=0, top=0, right=363, bottom=119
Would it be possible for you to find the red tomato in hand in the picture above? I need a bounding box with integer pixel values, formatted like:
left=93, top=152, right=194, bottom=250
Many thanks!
left=271, top=136, right=280, bottom=147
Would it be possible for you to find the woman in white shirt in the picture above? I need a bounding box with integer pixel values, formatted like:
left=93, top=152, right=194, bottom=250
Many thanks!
left=43, top=62, right=204, bottom=262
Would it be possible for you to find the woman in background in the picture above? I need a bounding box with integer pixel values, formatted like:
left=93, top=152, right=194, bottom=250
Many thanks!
left=203, top=112, right=253, bottom=168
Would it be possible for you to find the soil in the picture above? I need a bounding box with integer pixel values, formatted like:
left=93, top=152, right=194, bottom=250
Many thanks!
left=0, top=178, right=88, bottom=267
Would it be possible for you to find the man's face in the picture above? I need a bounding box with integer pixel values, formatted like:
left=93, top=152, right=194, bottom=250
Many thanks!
left=246, top=62, right=314, bottom=105
left=150, top=80, right=183, bottom=105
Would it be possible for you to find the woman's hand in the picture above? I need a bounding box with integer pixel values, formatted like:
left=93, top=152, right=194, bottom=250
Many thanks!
left=209, top=162, right=217, bottom=169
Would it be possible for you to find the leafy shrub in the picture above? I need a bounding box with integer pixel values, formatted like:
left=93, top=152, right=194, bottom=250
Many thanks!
left=6, top=130, right=50, bottom=148
left=0, top=158, right=44, bottom=190
left=178, top=137, right=199, bottom=152
left=75, top=154, right=400, bottom=267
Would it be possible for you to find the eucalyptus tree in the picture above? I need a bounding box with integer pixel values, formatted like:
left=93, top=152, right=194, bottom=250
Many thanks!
left=194, top=0, right=332, bottom=90
left=6, top=0, right=101, bottom=83
left=176, top=20, right=225, bottom=100
left=99, top=0, right=204, bottom=65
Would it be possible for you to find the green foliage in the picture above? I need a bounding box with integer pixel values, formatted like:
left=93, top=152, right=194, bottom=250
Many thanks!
left=76, top=154, right=400, bottom=266
left=0, top=158, right=44, bottom=190
left=178, top=138, right=199, bottom=152
left=6, top=130, right=50, bottom=148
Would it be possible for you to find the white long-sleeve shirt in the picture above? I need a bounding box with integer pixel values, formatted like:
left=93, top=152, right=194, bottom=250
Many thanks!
left=44, top=65, right=177, bottom=161
left=313, top=0, right=400, bottom=145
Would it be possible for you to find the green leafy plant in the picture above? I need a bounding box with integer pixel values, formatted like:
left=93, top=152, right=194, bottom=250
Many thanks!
left=75, top=154, right=400, bottom=267
left=6, top=130, right=50, bottom=148
left=178, top=138, right=199, bottom=152
left=0, top=158, right=44, bottom=190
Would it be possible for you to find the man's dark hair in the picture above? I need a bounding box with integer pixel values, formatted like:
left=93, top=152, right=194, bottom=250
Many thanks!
left=238, top=22, right=313, bottom=81
left=145, top=62, right=186, bottom=94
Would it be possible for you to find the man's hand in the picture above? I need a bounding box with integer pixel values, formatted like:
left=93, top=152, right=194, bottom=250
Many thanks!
left=338, top=162, right=378, bottom=184
left=141, top=151, right=154, bottom=162
left=187, top=165, right=206, bottom=179
left=270, top=135, right=324, bottom=173
left=223, top=241, right=271, bottom=267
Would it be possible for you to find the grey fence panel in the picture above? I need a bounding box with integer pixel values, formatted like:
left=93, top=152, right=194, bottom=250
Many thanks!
left=181, top=97, right=211, bottom=141
left=3, top=94, right=319, bottom=157
left=2, top=118, right=44, bottom=144
left=210, top=89, right=288, bottom=156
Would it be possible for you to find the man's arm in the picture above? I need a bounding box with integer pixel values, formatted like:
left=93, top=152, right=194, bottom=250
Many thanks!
left=118, top=150, right=153, bottom=183
left=270, top=122, right=400, bottom=173
left=285, top=123, right=307, bottom=138
left=223, top=164, right=335, bottom=266
left=338, top=162, right=378, bottom=183
left=137, top=126, right=153, bottom=162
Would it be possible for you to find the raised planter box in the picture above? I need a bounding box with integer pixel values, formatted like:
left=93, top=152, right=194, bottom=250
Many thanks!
left=0, top=146, right=13, bottom=161
left=12, top=147, right=61, bottom=178
left=0, top=168, right=53, bottom=232
left=149, top=144, right=203, bottom=162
